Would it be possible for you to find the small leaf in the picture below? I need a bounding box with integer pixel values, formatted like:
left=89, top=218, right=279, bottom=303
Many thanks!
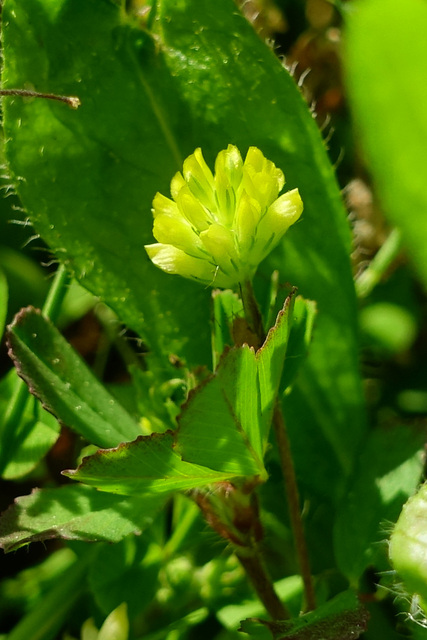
left=176, top=350, right=266, bottom=478
left=7, top=307, right=144, bottom=448
left=0, top=368, right=60, bottom=479
left=0, top=484, right=162, bottom=552
left=281, top=296, right=317, bottom=393
left=256, top=291, right=296, bottom=448
left=211, top=289, right=244, bottom=368
left=64, top=431, right=235, bottom=495
left=239, top=591, right=369, bottom=639
left=179, top=295, right=299, bottom=473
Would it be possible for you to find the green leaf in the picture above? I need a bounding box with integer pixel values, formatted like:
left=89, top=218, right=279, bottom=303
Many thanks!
left=281, top=296, right=317, bottom=393
left=176, top=349, right=266, bottom=477
left=334, top=424, right=425, bottom=584
left=211, top=289, right=244, bottom=369
left=0, top=484, right=161, bottom=552
left=345, top=0, right=427, bottom=289
left=239, top=591, right=369, bottom=639
left=2, top=0, right=211, bottom=368
left=7, top=307, right=144, bottom=448
left=1, top=414, right=60, bottom=481
left=0, top=368, right=60, bottom=479
left=256, top=291, right=296, bottom=448
left=64, top=431, right=235, bottom=495
left=178, top=294, right=297, bottom=475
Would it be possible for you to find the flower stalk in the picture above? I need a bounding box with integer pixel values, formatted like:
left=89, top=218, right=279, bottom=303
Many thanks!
left=241, top=279, right=316, bottom=612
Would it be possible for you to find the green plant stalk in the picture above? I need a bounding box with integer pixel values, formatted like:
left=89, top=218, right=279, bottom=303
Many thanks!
left=0, top=264, right=71, bottom=471
left=241, top=279, right=316, bottom=612
left=5, top=546, right=97, bottom=640
left=41, top=264, right=72, bottom=322
left=236, top=548, right=290, bottom=620
left=355, top=227, right=402, bottom=298
left=272, top=405, right=316, bottom=611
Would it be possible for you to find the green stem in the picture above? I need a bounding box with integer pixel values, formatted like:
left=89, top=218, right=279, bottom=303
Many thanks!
left=0, top=265, right=71, bottom=470
left=41, top=264, right=71, bottom=321
left=355, top=228, right=402, bottom=298
left=237, top=549, right=290, bottom=620
left=241, top=278, right=316, bottom=612
left=273, top=406, right=316, bottom=611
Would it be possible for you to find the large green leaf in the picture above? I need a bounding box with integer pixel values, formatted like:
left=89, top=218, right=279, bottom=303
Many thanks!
left=2, top=0, right=211, bottom=368
left=345, top=0, right=427, bottom=290
left=2, top=0, right=365, bottom=498
left=0, top=484, right=162, bottom=552
left=7, top=307, right=144, bottom=448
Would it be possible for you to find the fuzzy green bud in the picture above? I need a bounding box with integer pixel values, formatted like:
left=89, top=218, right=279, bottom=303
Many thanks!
left=389, top=482, right=427, bottom=617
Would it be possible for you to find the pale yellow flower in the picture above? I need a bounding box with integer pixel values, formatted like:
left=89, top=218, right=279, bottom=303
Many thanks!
left=145, top=145, right=303, bottom=288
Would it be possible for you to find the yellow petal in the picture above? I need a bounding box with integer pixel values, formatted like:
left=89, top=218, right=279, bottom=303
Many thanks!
left=145, top=243, right=218, bottom=284
left=152, top=214, right=206, bottom=257
left=200, top=223, right=242, bottom=281
left=152, top=192, right=180, bottom=219
left=170, top=171, right=186, bottom=200
left=252, top=188, right=303, bottom=264
left=176, top=185, right=211, bottom=231
left=183, top=148, right=216, bottom=209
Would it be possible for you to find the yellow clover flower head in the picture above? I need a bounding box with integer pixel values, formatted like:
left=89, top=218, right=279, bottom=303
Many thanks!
left=145, top=145, right=303, bottom=288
